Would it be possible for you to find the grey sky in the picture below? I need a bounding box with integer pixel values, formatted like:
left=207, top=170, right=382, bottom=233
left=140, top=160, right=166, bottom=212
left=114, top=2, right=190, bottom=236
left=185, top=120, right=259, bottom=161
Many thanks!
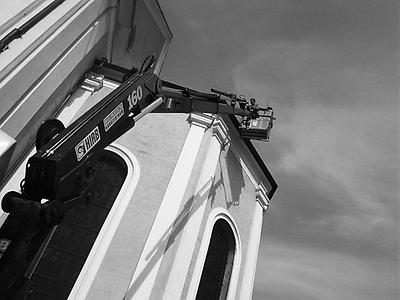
left=160, top=0, right=399, bottom=299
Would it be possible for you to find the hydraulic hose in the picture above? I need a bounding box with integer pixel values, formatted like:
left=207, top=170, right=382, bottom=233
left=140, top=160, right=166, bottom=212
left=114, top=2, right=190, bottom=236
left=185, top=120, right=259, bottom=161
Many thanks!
left=0, top=0, right=65, bottom=53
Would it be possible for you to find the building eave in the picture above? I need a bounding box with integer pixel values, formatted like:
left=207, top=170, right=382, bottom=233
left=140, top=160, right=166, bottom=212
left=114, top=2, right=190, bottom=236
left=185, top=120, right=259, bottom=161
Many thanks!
left=228, top=115, right=278, bottom=200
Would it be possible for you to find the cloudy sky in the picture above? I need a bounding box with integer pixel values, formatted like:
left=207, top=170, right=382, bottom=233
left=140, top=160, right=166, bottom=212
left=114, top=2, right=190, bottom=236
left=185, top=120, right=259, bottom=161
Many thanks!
left=160, top=1, right=399, bottom=299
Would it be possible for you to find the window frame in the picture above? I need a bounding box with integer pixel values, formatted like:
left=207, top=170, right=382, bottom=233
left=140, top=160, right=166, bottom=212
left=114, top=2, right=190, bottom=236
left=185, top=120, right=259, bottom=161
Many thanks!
left=68, top=143, right=141, bottom=299
left=188, top=208, right=242, bottom=300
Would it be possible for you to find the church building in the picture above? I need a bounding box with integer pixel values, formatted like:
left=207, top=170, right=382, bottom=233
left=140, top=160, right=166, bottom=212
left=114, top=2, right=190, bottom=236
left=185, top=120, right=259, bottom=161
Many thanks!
left=0, top=0, right=277, bottom=299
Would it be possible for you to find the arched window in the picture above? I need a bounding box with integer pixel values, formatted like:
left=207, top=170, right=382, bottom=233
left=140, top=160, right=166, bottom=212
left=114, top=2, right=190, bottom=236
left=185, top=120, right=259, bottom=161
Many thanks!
left=196, top=219, right=236, bottom=300
left=19, top=150, right=127, bottom=299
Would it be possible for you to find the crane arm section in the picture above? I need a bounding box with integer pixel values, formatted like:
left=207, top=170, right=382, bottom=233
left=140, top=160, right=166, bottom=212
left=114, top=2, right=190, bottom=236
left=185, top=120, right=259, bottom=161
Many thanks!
left=0, top=61, right=274, bottom=296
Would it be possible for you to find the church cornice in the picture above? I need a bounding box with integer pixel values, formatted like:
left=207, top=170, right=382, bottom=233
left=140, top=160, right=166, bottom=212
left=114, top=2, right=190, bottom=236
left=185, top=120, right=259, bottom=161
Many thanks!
left=255, top=183, right=270, bottom=213
left=212, top=119, right=230, bottom=147
left=188, top=113, right=215, bottom=129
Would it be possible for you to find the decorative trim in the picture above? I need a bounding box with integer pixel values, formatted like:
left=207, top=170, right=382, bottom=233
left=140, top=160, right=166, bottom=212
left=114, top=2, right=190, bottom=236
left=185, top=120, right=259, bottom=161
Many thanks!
left=0, top=129, right=16, bottom=184
left=188, top=113, right=215, bottom=129
left=255, top=183, right=270, bottom=213
left=239, top=202, right=264, bottom=299
left=187, top=208, right=242, bottom=300
left=0, top=4, right=109, bottom=130
left=212, top=119, right=230, bottom=148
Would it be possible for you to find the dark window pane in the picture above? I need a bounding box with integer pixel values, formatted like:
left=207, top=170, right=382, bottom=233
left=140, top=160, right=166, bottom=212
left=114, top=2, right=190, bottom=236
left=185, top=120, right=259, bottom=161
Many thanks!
left=196, top=219, right=236, bottom=300
left=19, top=151, right=127, bottom=299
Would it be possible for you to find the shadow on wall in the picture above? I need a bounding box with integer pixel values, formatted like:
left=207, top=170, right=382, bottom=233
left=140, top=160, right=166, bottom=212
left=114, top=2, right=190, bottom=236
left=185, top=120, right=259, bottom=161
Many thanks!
left=221, top=147, right=245, bottom=208
left=124, top=149, right=246, bottom=298
left=124, top=177, right=223, bottom=299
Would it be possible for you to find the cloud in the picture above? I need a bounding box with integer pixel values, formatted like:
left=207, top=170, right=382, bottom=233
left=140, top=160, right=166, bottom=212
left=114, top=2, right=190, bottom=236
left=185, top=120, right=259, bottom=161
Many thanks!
left=160, top=1, right=399, bottom=298
left=254, top=240, right=399, bottom=300
left=231, top=39, right=399, bottom=271
left=232, top=40, right=398, bottom=202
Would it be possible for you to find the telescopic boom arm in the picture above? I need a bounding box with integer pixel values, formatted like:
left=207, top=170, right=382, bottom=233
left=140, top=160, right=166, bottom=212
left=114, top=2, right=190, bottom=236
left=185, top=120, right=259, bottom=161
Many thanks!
left=0, top=61, right=274, bottom=297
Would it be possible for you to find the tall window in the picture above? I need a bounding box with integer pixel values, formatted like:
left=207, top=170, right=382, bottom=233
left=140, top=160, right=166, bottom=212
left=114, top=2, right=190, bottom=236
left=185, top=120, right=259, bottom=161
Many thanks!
left=19, top=151, right=127, bottom=299
left=196, top=219, right=236, bottom=300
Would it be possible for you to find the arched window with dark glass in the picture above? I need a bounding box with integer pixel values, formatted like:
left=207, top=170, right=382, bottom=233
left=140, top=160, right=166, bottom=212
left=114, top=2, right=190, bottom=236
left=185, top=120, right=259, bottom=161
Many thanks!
left=196, top=218, right=236, bottom=300
left=19, top=150, right=127, bottom=299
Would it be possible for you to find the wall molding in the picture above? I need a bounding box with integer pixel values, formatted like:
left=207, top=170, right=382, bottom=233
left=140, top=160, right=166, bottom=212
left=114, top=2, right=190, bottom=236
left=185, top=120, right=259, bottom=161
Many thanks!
left=212, top=118, right=230, bottom=148
left=239, top=202, right=264, bottom=299
left=188, top=113, right=215, bottom=129
left=255, top=183, right=270, bottom=213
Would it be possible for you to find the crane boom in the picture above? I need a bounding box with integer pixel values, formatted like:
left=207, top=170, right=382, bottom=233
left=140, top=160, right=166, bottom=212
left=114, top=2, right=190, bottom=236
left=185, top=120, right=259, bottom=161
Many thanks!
left=0, top=60, right=274, bottom=297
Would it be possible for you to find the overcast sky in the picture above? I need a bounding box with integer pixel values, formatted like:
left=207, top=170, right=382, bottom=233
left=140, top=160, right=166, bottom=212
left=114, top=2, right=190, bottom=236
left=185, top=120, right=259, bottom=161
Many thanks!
left=160, top=0, right=399, bottom=299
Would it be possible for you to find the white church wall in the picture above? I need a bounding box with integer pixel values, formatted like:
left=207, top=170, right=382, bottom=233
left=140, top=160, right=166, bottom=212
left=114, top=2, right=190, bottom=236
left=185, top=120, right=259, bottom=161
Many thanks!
left=82, top=112, right=190, bottom=299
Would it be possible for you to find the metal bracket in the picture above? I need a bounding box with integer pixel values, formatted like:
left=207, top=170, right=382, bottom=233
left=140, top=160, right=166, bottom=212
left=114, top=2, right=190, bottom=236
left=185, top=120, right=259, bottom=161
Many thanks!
left=81, top=72, right=104, bottom=94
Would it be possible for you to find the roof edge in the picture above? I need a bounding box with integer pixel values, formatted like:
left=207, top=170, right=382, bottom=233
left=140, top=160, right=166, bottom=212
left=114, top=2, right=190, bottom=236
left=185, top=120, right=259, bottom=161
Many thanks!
left=228, top=115, right=278, bottom=199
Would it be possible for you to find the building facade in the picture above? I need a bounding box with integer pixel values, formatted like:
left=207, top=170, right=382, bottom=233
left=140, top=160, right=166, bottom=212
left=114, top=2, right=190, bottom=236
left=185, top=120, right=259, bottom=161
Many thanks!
left=0, top=1, right=277, bottom=299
